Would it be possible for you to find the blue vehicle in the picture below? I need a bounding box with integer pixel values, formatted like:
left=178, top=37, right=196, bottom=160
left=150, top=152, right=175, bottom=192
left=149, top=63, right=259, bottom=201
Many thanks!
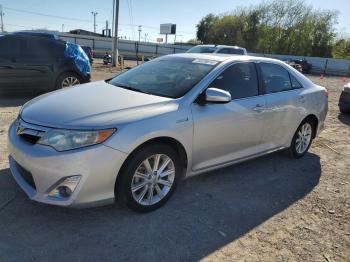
left=0, top=32, right=91, bottom=94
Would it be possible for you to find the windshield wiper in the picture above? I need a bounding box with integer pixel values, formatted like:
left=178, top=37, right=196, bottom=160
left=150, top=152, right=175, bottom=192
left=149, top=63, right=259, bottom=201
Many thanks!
left=111, top=83, right=154, bottom=95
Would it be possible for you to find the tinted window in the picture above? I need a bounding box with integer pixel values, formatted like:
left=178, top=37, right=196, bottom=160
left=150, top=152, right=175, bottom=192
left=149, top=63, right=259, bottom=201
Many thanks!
left=217, top=48, right=245, bottom=55
left=260, top=63, right=292, bottom=93
left=186, top=46, right=217, bottom=53
left=0, top=37, right=21, bottom=60
left=23, top=38, right=62, bottom=59
left=290, top=73, right=302, bottom=89
left=109, top=57, right=217, bottom=98
left=210, top=62, right=259, bottom=99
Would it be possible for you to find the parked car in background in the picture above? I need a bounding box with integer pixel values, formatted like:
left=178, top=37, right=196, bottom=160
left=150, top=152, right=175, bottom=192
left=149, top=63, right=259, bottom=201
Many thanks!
left=339, top=83, right=350, bottom=113
left=284, top=60, right=303, bottom=73
left=293, top=59, right=312, bottom=74
left=186, top=45, right=247, bottom=55
left=81, top=46, right=94, bottom=64
left=0, top=33, right=90, bottom=94
left=8, top=54, right=327, bottom=212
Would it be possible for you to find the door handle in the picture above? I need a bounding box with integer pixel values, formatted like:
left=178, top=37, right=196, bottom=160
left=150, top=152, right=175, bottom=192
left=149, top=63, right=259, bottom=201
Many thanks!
left=252, top=104, right=264, bottom=112
left=298, top=96, right=306, bottom=103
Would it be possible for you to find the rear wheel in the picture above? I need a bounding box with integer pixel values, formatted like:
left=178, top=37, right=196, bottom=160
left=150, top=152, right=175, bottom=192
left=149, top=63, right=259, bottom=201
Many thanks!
left=118, top=144, right=181, bottom=212
left=289, top=119, right=315, bottom=158
left=56, top=72, right=82, bottom=89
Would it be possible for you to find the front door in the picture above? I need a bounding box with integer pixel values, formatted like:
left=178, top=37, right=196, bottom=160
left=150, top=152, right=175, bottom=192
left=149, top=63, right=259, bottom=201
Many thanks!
left=191, top=62, right=266, bottom=171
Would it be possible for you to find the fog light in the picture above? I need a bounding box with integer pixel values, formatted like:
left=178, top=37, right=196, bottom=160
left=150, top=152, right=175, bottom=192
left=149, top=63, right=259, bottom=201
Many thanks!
left=48, top=175, right=81, bottom=199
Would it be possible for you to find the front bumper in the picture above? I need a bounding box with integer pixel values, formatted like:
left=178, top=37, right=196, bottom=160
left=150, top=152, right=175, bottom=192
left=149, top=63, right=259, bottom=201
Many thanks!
left=8, top=121, right=128, bottom=207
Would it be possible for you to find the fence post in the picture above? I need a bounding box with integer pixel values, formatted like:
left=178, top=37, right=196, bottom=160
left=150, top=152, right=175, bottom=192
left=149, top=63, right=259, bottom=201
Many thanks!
left=135, top=42, right=139, bottom=65
left=155, top=45, right=158, bottom=57
left=324, top=59, right=328, bottom=75
left=173, top=47, right=176, bottom=54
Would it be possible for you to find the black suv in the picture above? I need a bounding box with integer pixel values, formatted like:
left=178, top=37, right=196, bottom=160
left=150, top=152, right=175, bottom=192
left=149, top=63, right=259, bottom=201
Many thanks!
left=0, top=33, right=90, bottom=94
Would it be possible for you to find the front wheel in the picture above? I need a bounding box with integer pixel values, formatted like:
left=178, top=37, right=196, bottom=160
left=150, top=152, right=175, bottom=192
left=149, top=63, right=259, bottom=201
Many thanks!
left=289, top=120, right=315, bottom=158
left=118, top=144, right=181, bottom=212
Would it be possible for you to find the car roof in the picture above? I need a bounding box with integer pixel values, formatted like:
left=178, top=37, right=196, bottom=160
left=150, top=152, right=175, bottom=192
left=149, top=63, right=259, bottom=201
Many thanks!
left=190, top=44, right=246, bottom=50
left=164, top=53, right=281, bottom=64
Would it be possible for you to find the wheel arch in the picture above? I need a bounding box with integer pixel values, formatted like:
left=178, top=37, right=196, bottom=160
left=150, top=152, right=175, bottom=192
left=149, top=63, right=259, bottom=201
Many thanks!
left=303, top=114, right=319, bottom=139
left=114, top=136, right=188, bottom=198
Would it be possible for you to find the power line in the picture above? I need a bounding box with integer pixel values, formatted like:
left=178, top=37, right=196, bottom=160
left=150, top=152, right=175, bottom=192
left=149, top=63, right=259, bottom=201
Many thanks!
left=2, top=6, right=101, bottom=24
left=2, top=5, right=196, bottom=36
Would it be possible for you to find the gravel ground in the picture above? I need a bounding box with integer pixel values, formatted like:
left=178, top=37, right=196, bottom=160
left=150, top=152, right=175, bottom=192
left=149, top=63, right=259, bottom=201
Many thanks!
left=0, top=60, right=349, bottom=261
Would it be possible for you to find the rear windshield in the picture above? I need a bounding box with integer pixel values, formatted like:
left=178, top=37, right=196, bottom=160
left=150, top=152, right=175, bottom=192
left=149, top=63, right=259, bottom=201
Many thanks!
left=186, top=46, right=217, bottom=53
left=109, top=57, right=218, bottom=98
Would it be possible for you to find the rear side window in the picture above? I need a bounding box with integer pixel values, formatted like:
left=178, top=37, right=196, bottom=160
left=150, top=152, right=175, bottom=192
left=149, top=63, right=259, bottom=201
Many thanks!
left=210, top=62, right=259, bottom=99
left=23, top=38, right=63, bottom=60
left=259, top=63, right=292, bottom=93
left=290, top=73, right=303, bottom=89
left=0, top=37, right=21, bottom=60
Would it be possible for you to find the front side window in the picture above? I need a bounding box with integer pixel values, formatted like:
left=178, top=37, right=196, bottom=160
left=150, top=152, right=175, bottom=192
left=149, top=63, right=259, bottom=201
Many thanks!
left=109, top=57, right=218, bottom=98
left=209, top=62, right=259, bottom=100
left=259, top=63, right=292, bottom=93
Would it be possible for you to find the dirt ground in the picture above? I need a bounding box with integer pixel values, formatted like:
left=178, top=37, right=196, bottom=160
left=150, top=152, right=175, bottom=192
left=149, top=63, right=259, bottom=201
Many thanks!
left=0, top=60, right=349, bottom=261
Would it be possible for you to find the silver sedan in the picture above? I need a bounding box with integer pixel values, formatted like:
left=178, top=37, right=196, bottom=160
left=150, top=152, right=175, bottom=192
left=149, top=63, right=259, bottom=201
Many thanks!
left=8, top=54, right=328, bottom=212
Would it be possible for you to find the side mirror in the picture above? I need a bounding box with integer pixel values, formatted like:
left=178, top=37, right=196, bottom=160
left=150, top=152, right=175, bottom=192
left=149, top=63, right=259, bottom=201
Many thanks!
left=205, top=88, right=231, bottom=103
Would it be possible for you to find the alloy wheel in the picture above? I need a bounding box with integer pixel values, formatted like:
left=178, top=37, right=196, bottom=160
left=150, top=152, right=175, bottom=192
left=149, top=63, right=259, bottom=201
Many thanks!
left=131, top=154, right=175, bottom=206
left=295, top=122, right=312, bottom=154
left=61, top=76, right=80, bottom=88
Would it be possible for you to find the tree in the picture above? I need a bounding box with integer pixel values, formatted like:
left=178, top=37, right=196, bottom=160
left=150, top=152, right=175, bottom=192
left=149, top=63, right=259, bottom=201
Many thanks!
left=196, top=14, right=218, bottom=44
left=194, top=0, right=346, bottom=58
left=333, top=39, right=350, bottom=59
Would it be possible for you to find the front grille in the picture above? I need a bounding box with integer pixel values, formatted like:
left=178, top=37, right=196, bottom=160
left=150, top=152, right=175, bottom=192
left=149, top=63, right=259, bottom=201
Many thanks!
left=19, top=133, right=41, bottom=144
left=16, top=119, right=47, bottom=144
left=15, top=162, right=36, bottom=190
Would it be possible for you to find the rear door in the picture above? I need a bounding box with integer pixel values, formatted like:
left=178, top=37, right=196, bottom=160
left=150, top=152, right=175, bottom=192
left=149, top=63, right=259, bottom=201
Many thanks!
left=191, top=62, right=266, bottom=171
left=258, top=62, right=305, bottom=149
left=0, top=36, right=21, bottom=91
left=14, top=37, right=57, bottom=90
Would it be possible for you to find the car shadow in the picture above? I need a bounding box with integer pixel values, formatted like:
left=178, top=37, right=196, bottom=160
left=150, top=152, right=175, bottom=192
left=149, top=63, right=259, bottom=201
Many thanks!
left=0, top=152, right=321, bottom=261
left=338, top=112, right=350, bottom=125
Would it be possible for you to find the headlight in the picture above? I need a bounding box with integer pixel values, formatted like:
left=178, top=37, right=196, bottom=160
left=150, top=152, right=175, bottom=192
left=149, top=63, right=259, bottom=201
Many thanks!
left=38, top=129, right=116, bottom=151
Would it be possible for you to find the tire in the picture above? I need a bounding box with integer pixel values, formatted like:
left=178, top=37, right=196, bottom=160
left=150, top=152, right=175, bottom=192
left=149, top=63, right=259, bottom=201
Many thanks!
left=289, top=119, right=315, bottom=158
left=117, top=144, right=181, bottom=212
left=56, top=72, right=82, bottom=89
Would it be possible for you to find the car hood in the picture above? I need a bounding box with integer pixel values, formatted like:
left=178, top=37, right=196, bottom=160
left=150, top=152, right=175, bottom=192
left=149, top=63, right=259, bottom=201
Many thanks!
left=20, top=81, right=177, bottom=128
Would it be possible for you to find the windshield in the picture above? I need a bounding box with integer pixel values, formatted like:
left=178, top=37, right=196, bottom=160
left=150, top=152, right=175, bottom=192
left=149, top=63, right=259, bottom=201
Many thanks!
left=109, top=57, right=218, bottom=98
left=186, top=46, right=217, bottom=53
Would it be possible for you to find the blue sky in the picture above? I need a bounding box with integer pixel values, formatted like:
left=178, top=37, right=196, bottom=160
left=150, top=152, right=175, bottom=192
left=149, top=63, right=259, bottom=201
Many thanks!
left=1, top=0, right=349, bottom=42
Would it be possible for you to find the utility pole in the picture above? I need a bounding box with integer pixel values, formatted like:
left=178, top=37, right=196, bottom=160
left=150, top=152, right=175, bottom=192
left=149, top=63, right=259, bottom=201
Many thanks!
left=112, top=0, right=119, bottom=67
left=144, top=33, right=148, bottom=42
left=61, top=24, right=65, bottom=33
left=91, top=11, right=98, bottom=33
left=0, top=5, right=4, bottom=33
left=138, top=25, right=142, bottom=42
